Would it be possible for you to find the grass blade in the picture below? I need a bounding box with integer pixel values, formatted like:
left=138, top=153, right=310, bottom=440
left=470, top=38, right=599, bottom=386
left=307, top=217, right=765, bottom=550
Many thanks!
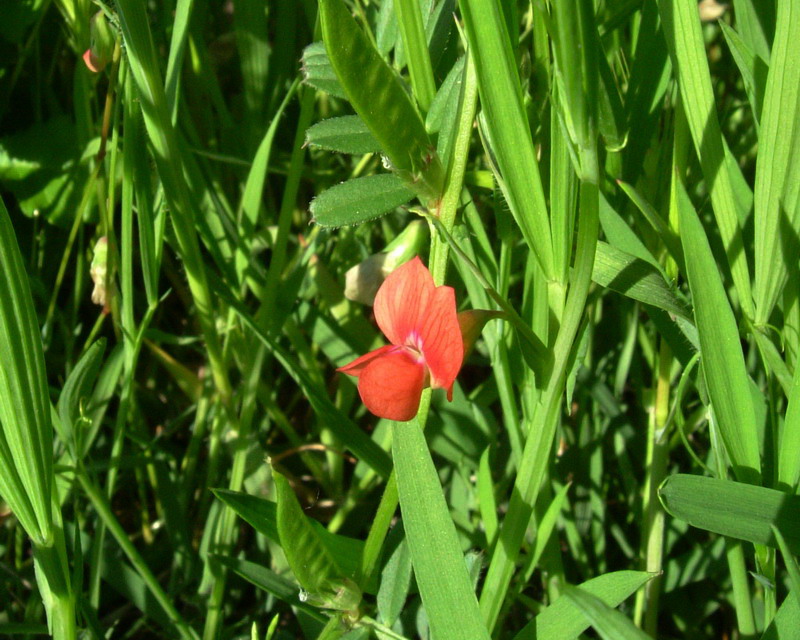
left=393, top=421, right=491, bottom=640
left=0, top=195, right=53, bottom=543
left=659, top=474, right=800, bottom=553
left=753, top=0, right=800, bottom=323
left=513, top=571, right=655, bottom=640
left=676, top=184, right=761, bottom=483
left=459, top=0, right=554, bottom=278
left=658, top=0, right=754, bottom=317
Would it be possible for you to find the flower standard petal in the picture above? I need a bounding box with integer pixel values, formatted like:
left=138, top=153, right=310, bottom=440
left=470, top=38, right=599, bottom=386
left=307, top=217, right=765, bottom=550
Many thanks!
left=373, top=256, right=434, bottom=347
left=416, top=285, right=463, bottom=395
left=357, top=347, right=426, bottom=421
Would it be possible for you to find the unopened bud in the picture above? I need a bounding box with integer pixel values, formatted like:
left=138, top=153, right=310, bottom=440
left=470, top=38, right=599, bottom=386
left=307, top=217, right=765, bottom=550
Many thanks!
left=82, top=11, right=115, bottom=73
left=90, top=236, right=109, bottom=309
left=344, top=221, right=428, bottom=305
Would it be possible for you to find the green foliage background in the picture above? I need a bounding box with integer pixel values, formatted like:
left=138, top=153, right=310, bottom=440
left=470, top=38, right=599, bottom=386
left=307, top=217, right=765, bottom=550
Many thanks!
left=0, top=1, right=799, bottom=639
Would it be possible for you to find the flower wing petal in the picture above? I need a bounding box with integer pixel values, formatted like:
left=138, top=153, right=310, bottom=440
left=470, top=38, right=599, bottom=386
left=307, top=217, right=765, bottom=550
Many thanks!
left=417, top=285, right=463, bottom=392
left=374, top=256, right=433, bottom=346
left=357, top=347, right=426, bottom=421
left=337, top=345, right=395, bottom=377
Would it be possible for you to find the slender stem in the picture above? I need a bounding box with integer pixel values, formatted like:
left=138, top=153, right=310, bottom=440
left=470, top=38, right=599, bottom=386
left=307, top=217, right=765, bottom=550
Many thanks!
left=78, top=470, right=199, bottom=640
left=727, top=539, right=758, bottom=638
left=430, top=53, right=479, bottom=283
left=33, top=537, right=76, bottom=640
left=708, top=413, right=757, bottom=637
left=634, top=339, right=672, bottom=635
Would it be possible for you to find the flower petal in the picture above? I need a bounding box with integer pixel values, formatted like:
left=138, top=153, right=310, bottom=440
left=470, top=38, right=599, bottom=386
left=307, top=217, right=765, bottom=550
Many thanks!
left=357, top=347, right=426, bottom=421
left=374, top=256, right=434, bottom=347
left=337, top=345, right=395, bottom=377
left=417, top=285, right=463, bottom=392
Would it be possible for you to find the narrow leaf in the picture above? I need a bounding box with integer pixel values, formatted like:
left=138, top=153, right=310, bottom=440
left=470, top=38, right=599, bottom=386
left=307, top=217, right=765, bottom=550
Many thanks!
left=460, top=0, right=554, bottom=277
left=658, top=0, right=754, bottom=316
left=513, top=571, right=655, bottom=640
left=562, top=586, right=652, bottom=640
left=659, top=474, right=800, bottom=553
left=57, top=339, right=106, bottom=459
left=211, top=555, right=327, bottom=622
left=593, top=241, right=690, bottom=319
left=677, top=189, right=761, bottom=483
left=393, top=421, right=491, bottom=640
left=753, top=0, right=800, bottom=323
left=273, top=469, right=361, bottom=611
left=0, top=195, right=53, bottom=543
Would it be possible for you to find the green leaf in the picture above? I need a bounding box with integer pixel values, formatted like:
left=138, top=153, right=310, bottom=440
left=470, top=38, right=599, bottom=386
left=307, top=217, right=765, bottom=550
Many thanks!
left=426, top=56, right=466, bottom=169
left=596, top=31, right=627, bottom=152
left=512, top=571, right=655, bottom=640
left=394, top=0, right=436, bottom=111
left=677, top=188, right=761, bottom=484
left=310, top=174, right=415, bottom=228
left=376, top=535, right=412, bottom=627
left=762, top=588, right=800, bottom=640
left=0, top=195, right=53, bottom=544
left=392, top=421, right=491, bottom=640
left=599, top=195, right=661, bottom=268
left=305, top=116, right=382, bottom=155
left=211, top=555, right=327, bottom=622
left=460, top=0, right=554, bottom=277
left=593, top=241, right=690, bottom=319
left=659, top=474, right=800, bottom=553
left=211, top=489, right=278, bottom=542
left=213, top=489, right=374, bottom=594
left=301, top=42, right=347, bottom=99
left=658, top=0, right=754, bottom=317
left=529, top=483, right=571, bottom=572
left=772, top=526, right=800, bottom=608
left=753, top=0, right=800, bottom=324
left=561, top=586, right=652, bottom=640
left=477, top=447, right=498, bottom=548
left=319, top=0, right=444, bottom=204
left=273, top=469, right=362, bottom=611
left=617, top=180, right=684, bottom=268
left=718, top=21, right=768, bottom=126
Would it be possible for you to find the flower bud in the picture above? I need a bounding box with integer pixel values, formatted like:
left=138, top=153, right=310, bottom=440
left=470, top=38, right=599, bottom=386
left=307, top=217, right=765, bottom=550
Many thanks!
left=344, top=221, right=427, bottom=305
left=82, top=11, right=115, bottom=73
left=90, top=236, right=109, bottom=309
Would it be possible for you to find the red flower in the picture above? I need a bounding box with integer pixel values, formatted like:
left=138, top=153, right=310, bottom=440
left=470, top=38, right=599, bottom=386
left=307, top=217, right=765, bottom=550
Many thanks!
left=338, top=256, right=463, bottom=421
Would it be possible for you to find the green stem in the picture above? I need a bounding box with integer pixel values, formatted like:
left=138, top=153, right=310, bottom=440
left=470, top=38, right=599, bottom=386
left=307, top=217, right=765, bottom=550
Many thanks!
left=727, top=540, right=757, bottom=639
left=634, top=339, right=672, bottom=635
left=33, top=538, right=76, bottom=640
left=430, top=53, right=479, bottom=282
left=709, top=414, right=757, bottom=637
left=78, top=470, right=199, bottom=640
